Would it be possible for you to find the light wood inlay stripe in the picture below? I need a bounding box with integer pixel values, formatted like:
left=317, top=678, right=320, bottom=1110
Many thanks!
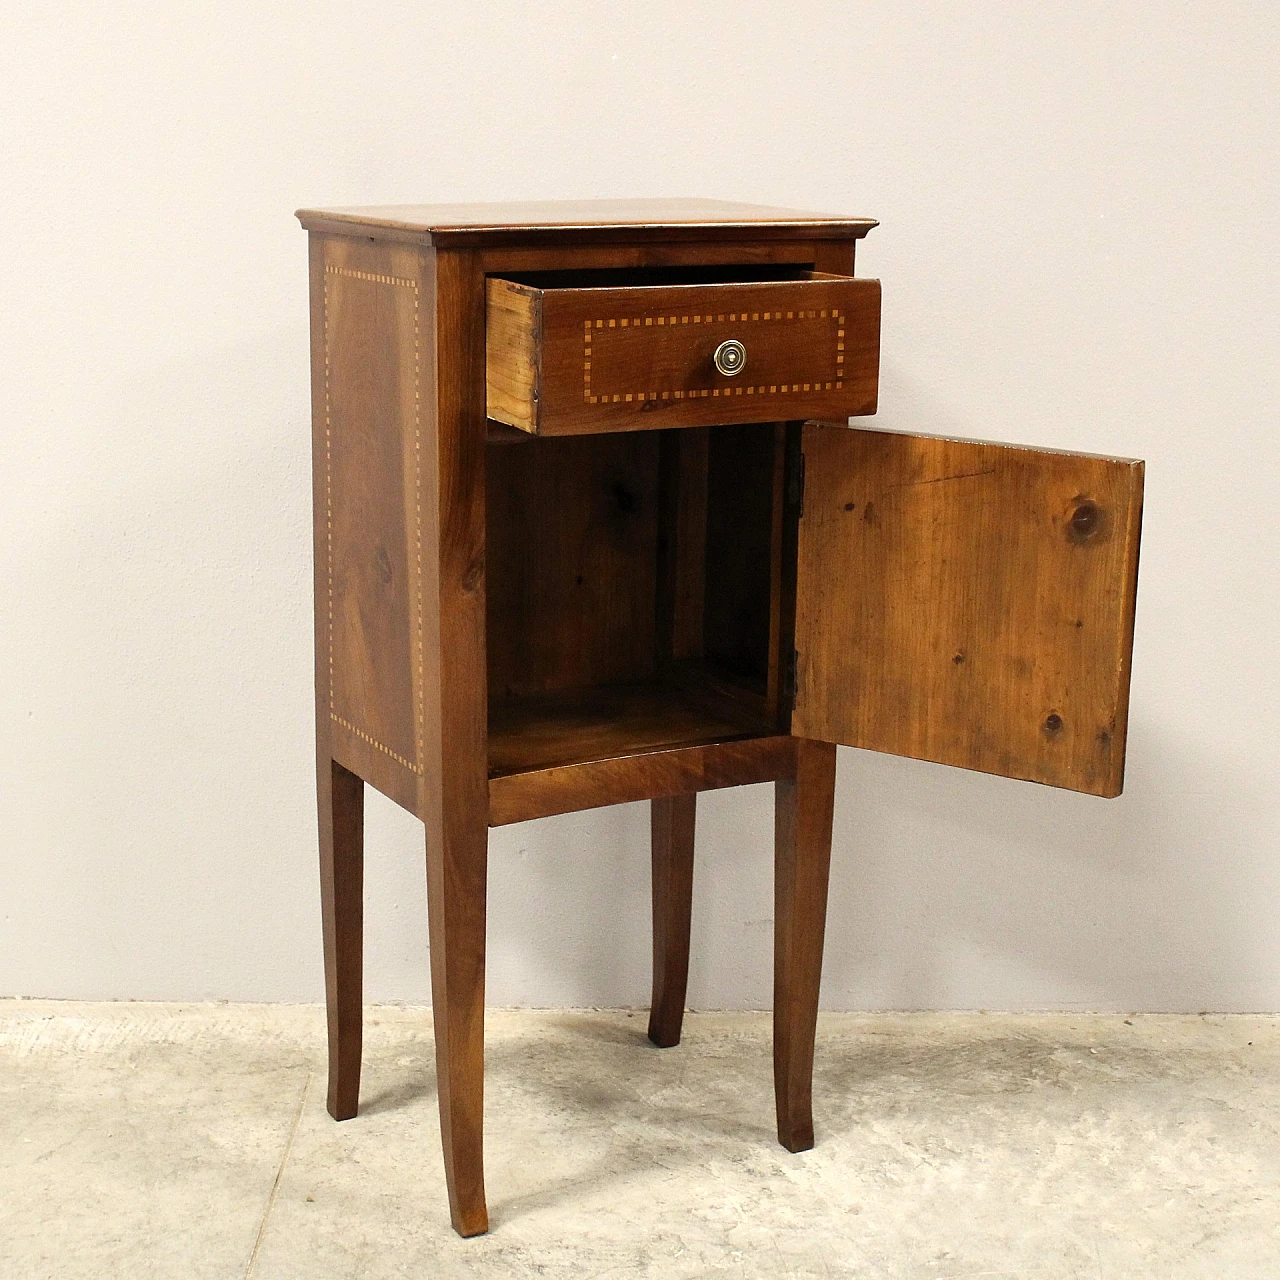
left=323, top=264, right=425, bottom=776
left=583, top=308, right=845, bottom=404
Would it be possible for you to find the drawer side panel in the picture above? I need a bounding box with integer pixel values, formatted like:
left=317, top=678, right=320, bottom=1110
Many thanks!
left=485, top=277, right=541, bottom=432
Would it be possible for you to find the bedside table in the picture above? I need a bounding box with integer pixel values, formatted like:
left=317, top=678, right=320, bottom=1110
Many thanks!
left=296, top=198, right=1143, bottom=1236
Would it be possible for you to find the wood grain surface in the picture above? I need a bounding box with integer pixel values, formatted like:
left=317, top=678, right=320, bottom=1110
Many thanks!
left=486, top=432, right=661, bottom=699
left=317, top=758, right=364, bottom=1122
left=418, top=248, right=491, bottom=1238
left=484, top=277, right=539, bottom=432
left=311, top=236, right=425, bottom=811
left=298, top=198, right=878, bottom=247
left=792, top=427, right=1144, bottom=796
left=487, top=680, right=775, bottom=777
left=488, top=735, right=796, bottom=827
left=304, top=214, right=882, bottom=1239
left=486, top=272, right=880, bottom=434
left=774, top=738, right=837, bottom=1153
left=648, top=794, right=697, bottom=1049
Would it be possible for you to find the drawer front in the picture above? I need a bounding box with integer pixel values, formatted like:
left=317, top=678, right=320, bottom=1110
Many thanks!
left=487, top=273, right=881, bottom=435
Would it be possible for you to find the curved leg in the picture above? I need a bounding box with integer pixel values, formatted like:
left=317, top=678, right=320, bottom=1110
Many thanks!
left=648, top=793, right=697, bottom=1048
left=773, top=740, right=836, bottom=1152
left=319, top=756, right=364, bottom=1121
left=425, top=793, right=489, bottom=1237
left=421, top=247, right=490, bottom=1237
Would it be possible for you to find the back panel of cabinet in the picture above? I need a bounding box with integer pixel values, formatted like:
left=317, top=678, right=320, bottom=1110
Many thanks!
left=486, top=432, right=661, bottom=701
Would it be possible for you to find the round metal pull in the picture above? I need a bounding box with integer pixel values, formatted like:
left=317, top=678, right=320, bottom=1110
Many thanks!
left=713, top=338, right=746, bottom=376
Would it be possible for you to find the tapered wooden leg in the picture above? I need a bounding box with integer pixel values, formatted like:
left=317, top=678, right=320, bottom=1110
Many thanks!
left=773, top=740, right=837, bottom=1153
left=416, top=247, right=491, bottom=1237
left=648, top=793, right=697, bottom=1048
left=424, top=801, right=489, bottom=1237
left=318, top=756, right=364, bottom=1121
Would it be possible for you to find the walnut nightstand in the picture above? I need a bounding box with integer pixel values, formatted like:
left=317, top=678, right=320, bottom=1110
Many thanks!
left=296, top=198, right=1143, bottom=1236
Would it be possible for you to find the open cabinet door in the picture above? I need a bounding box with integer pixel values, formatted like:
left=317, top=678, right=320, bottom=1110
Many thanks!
left=791, top=425, right=1143, bottom=796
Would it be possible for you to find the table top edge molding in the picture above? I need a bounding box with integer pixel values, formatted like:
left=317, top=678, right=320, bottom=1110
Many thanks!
left=296, top=199, right=879, bottom=246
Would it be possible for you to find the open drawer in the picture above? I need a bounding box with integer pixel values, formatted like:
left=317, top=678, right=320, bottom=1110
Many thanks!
left=486, top=266, right=881, bottom=434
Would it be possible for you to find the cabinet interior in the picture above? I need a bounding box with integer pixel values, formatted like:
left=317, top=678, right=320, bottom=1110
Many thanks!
left=486, top=422, right=799, bottom=777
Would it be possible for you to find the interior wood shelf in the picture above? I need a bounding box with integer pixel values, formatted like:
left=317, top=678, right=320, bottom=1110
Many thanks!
left=488, top=678, right=777, bottom=779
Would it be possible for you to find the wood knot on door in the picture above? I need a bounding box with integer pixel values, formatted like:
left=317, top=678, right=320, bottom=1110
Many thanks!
left=1065, top=497, right=1109, bottom=546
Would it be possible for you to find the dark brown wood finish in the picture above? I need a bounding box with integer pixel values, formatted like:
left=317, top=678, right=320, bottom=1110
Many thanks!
left=488, top=681, right=774, bottom=777
left=648, top=794, right=697, bottom=1048
left=310, top=234, right=424, bottom=814
left=318, top=757, right=364, bottom=1120
left=488, top=735, right=796, bottom=828
left=479, top=240, right=854, bottom=276
left=307, top=233, right=415, bottom=1129
left=773, top=738, right=837, bottom=1152
left=307, top=229, right=491, bottom=1234
left=485, top=271, right=881, bottom=435
left=302, top=199, right=1143, bottom=1239
left=420, top=247, right=491, bottom=1238
left=298, top=198, right=878, bottom=247
left=766, top=423, right=804, bottom=721
left=655, top=427, right=710, bottom=665
left=703, top=422, right=781, bottom=695
left=486, top=433, right=661, bottom=700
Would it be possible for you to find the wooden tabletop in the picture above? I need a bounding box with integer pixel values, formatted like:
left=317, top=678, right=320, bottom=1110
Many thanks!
left=295, top=198, right=878, bottom=247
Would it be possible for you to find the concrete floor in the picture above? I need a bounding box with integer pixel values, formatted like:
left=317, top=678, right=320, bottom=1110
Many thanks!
left=2, top=1005, right=1278, bottom=1279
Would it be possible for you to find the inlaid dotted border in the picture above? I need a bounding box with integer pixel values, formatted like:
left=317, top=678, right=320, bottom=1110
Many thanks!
left=583, top=308, right=845, bottom=404
left=323, top=264, right=424, bottom=777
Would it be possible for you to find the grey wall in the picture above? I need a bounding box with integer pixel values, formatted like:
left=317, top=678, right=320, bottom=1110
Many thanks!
left=4, top=3, right=1278, bottom=1009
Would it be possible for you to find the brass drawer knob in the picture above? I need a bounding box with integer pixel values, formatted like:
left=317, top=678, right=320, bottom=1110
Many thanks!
left=713, top=338, right=746, bottom=377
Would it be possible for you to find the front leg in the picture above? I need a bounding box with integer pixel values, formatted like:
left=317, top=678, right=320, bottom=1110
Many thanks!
left=424, top=795, right=489, bottom=1237
left=773, top=740, right=837, bottom=1152
left=421, top=246, right=491, bottom=1237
